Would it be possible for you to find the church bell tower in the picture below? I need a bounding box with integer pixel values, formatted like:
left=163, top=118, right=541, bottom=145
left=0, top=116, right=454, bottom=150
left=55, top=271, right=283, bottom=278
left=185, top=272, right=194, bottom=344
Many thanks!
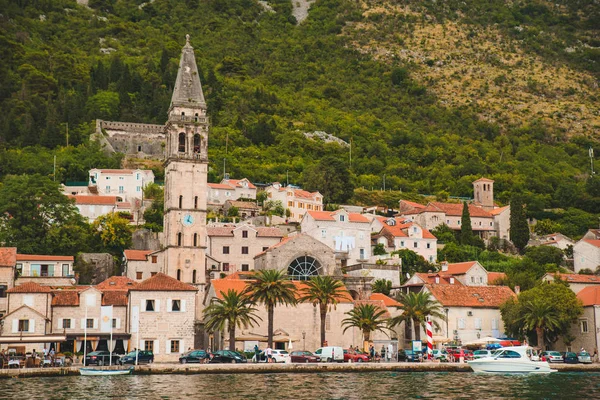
left=163, top=35, right=209, bottom=286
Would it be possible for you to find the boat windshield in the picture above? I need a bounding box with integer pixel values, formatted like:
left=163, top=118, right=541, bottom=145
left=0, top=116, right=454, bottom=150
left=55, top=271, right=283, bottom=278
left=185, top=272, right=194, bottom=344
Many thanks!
left=496, top=350, right=522, bottom=359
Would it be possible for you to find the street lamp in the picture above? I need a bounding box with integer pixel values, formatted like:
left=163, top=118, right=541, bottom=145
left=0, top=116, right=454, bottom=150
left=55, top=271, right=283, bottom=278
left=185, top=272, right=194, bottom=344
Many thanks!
left=445, top=308, right=449, bottom=341
left=302, top=331, right=306, bottom=351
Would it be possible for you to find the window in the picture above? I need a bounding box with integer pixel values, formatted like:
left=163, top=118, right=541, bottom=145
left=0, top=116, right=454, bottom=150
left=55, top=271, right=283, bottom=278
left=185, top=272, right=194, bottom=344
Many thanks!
left=18, top=320, right=29, bottom=332
left=137, top=186, right=141, bottom=192
left=106, top=176, right=111, bottom=180
left=171, top=340, right=180, bottom=353
left=151, top=272, right=157, bottom=277
left=242, top=231, right=248, bottom=238
left=242, top=247, right=249, bottom=255
left=288, top=201, right=293, bottom=207
left=62, top=263, right=70, bottom=276
left=62, top=319, right=71, bottom=329
left=179, top=195, right=183, bottom=208
left=193, top=233, right=198, bottom=247
left=137, top=145, right=142, bottom=152
left=263, top=247, right=268, bottom=251
left=474, top=318, right=482, bottom=329
left=288, top=256, right=322, bottom=281
left=178, top=132, right=186, bottom=152
left=0, top=285, right=7, bottom=298
left=136, top=173, right=141, bottom=180
left=321, top=230, right=326, bottom=238
left=491, top=319, right=498, bottom=330
left=151, top=256, right=157, bottom=264
left=479, top=277, right=483, bottom=283
left=172, top=300, right=181, bottom=312
left=458, top=220, right=461, bottom=225
left=581, top=320, right=589, bottom=333
left=145, top=340, right=154, bottom=352
left=242, top=264, right=249, bottom=272
left=400, top=241, right=405, bottom=247
left=177, top=269, right=182, bottom=281
left=359, top=249, right=365, bottom=259
left=192, top=270, right=197, bottom=283
left=16, top=263, right=22, bottom=277
left=106, top=185, right=110, bottom=192
left=145, top=300, right=155, bottom=312
left=136, top=272, right=143, bottom=280
left=193, top=134, right=201, bottom=153
left=413, top=242, right=418, bottom=248
left=119, top=186, right=124, bottom=193
left=325, top=315, right=331, bottom=331
left=458, top=318, right=466, bottom=329
left=177, top=233, right=182, bottom=246
left=471, top=277, right=475, bottom=283
left=86, top=319, right=94, bottom=329
left=490, top=222, right=493, bottom=226
left=429, top=256, right=434, bottom=262
left=427, top=243, right=431, bottom=249
left=223, top=246, right=230, bottom=254
left=194, top=196, right=198, bottom=209
left=223, top=263, right=230, bottom=272
left=112, top=318, right=117, bottom=329
left=339, top=215, right=345, bottom=222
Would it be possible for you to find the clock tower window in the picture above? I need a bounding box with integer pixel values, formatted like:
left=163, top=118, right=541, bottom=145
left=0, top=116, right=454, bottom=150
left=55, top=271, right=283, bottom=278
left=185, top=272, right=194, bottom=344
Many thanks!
left=193, top=134, right=201, bottom=153
left=177, top=232, right=183, bottom=246
left=194, top=196, right=198, bottom=209
left=178, top=132, right=186, bottom=152
left=181, top=112, right=185, bottom=120
left=179, top=195, right=183, bottom=209
left=193, top=233, right=198, bottom=247
left=192, top=269, right=197, bottom=283
left=177, top=269, right=182, bottom=281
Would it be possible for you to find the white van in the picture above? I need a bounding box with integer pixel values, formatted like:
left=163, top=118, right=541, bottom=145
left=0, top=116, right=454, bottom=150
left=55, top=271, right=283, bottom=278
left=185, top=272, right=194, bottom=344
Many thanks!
left=314, top=346, right=344, bottom=362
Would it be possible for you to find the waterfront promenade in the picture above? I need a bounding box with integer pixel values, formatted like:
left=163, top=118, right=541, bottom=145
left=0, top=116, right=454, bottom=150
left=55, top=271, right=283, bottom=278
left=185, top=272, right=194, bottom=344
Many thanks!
left=1, top=361, right=598, bottom=379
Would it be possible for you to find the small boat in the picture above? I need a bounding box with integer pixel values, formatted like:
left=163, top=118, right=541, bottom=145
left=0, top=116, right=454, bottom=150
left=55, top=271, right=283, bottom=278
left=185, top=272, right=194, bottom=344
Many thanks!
left=467, top=346, right=557, bottom=374
left=80, top=366, right=134, bottom=376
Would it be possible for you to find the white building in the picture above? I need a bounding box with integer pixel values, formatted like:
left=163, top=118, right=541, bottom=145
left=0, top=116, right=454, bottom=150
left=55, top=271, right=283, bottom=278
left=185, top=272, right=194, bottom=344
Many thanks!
left=265, top=183, right=323, bottom=222
left=371, top=217, right=437, bottom=263
left=574, top=239, right=600, bottom=273
left=542, top=272, right=600, bottom=294
left=89, top=169, right=154, bottom=202
left=68, top=195, right=134, bottom=223
left=207, top=178, right=257, bottom=207
left=15, top=254, right=75, bottom=287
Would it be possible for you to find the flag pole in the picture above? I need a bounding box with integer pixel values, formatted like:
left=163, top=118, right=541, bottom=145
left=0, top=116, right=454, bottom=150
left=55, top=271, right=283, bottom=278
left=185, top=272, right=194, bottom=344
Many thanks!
left=83, top=304, right=88, bottom=366
left=109, top=305, right=113, bottom=366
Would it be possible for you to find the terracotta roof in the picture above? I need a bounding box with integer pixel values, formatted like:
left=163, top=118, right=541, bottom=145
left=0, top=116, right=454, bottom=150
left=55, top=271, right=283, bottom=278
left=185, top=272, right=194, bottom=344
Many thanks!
left=207, top=227, right=235, bottom=237
left=208, top=183, right=234, bottom=190
left=131, top=273, right=197, bottom=291
left=52, top=290, right=80, bottom=306
left=254, top=236, right=293, bottom=257
left=97, top=169, right=134, bottom=174
left=294, top=189, right=320, bottom=200
left=487, top=272, right=507, bottom=284
left=96, top=276, right=138, bottom=291
left=443, top=261, right=478, bottom=275
left=15, top=254, right=74, bottom=262
left=225, top=200, right=259, bottom=209
left=7, top=281, right=52, bottom=294
left=473, top=177, right=494, bottom=183
left=546, top=273, right=600, bottom=284
left=426, top=284, right=515, bottom=307
left=583, top=239, right=600, bottom=248
left=256, top=227, right=284, bottom=237
left=346, top=213, right=369, bottom=223
left=412, top=273, right=464, bottom=286
left=428, top=202, right=492, bottom=218
left=102, top=291, right=128, bottom=306
left=117, top=202, right=131, bottom=209
left=225, top=179, right=257, bottom=189
left=369, top=293, right=401, bottom=307
left=0, top=247, right=17, bottom=267
left=124, top=250, right=152, bottom=261
left=380, top=221, right=436, bottom=240
left=307, top=211, right=336, bottom=221
left=488, top=206, right=509, bottom=216
left=577, top=287, right=600, bottom=306
left=400, top=200, right=426, bottom=209
left=68, top=195, right=119, bottom=205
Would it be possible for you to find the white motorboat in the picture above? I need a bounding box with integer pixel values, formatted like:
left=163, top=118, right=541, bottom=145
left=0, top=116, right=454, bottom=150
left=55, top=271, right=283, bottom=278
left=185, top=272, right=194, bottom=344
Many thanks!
left=467, top=346, right=556, bottom=374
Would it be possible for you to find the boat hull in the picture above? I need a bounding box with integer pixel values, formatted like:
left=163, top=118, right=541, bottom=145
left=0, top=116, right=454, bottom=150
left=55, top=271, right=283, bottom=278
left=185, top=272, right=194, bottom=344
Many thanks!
left=468, top=358, right=556, bottom=374
left=80, top=367, right=133, bottom=376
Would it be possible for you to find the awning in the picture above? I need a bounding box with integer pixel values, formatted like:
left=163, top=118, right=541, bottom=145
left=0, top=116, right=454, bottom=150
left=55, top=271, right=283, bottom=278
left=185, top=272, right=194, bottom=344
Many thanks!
left=0, top=335, right=67, bottom=344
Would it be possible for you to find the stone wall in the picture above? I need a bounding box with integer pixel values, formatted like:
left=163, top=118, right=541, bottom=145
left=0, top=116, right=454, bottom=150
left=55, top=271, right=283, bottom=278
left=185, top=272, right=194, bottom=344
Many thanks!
left=77, top=253, right=115, bottom=285
left=94, top=120, right=166, bottom=159
left=132, top=229, right=162, bottom=251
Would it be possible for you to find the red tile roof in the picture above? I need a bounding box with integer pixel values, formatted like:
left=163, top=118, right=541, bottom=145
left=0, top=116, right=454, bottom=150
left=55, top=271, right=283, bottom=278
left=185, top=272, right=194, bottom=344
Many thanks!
left=225, top=200, right=259, bottom=209
left=124, top=250, right=152, bottom=261
left=353, top=299, right=392, bottom=317
left=546, top=273, right=600, bottom=284
left=346, top=213, right=369, bottom=223
left=52, top=290, right=81, bottom=306
left=208, top=183, right=234, bottom=190
left=97, top=169, right=135, bottom=174
left=307, top=211, right=336, bottom=221
left=131, top=273, right=197, bottom=291
left=207, top=227, right=235, bottom=237
left=294, top=189, right=320, bottom=200
left=583, top=239, right=600, bottom=248
left=225, top=179, right=257, bottom=189
left=427, top=284, right=515, bottom=307
left=400, top=200, right=426, bottom=209
left=15, top=254, right=74, bottom=262
left=443, top=261, right=478, bottom=275
left=380, top=220, right=436, bottom=240
left=487, top=272, right=507, bottom=284
left=256, top=227, right=284, bottom=237
left=488, top=206, right=509, bottom=216
left=428, top=202, right=492, bottom=218
left=96, top=276, right=138, bottom=291
left=68, top=195, right=119, bottom=205
left=7, top=281, right=52, bottom=293
left=0, top=247, right=17, bottom=267
left=102, top=291, right=129, bottom=306
left=254, top=236, right=293, bottom=257
left=412, top=273, right=464, bottom=286
left=208, top=226, right=283, bottom=238
left=577, top=286, right=600, bottom=306
left=369, top=293, right=401, bottom=307
left=473, top=177, right=494, bottom=183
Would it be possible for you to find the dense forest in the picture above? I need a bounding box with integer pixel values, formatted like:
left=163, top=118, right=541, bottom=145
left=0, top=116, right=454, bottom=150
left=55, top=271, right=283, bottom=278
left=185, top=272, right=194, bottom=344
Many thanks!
left=0, top=0, right=598, bottom=236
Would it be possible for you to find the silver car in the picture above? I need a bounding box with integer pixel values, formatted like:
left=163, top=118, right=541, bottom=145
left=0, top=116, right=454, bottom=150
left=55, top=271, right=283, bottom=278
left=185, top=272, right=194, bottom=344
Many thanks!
left=578, top=351, right=592, bottom=364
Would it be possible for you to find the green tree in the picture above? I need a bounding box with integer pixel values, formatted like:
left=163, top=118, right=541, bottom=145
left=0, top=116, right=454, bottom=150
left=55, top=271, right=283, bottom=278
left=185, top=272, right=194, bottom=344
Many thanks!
left=373, top=243, right=387, bottom=256
left=430, top=224, right=457, bottom=244
left=533, top=219, right=561, bottom=236
left=392, top=249, right=435, bottom=282
left=263, top=200, right=284, bottom=217
left=342, top=304, right=389, bottom=348
left=227, top=206, right=239, bottom=217
left=524, top=246, right=564, bottom=268
left=143, top=183, right=163, bottom=200
left=390, top=292, right=445, bottom=341
left=93, top=212, right=133, bottom=255
left=298, top=275, right=346, bottom=347
left=302, top=156, right=354, bottom=204
left=372, top=279, right=392, bottom=296
left=518, top=298, right=561, bottom=348
left=510, top=195, right=530, bottom=253
left=86, top=90, right=120, bottom=120
left=203, top=289, right=262, bottom=351
left=244, top=269, right=297, bottom=348
left=460, top=201, right=473, bottom=245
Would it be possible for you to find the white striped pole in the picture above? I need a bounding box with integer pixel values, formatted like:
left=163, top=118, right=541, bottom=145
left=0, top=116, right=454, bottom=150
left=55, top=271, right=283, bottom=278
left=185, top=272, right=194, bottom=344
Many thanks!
left=426, top=316, right=433, bottom=361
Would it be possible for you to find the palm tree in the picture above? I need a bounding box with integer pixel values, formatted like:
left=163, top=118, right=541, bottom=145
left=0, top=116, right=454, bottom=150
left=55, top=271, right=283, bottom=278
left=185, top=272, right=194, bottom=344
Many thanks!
left=244, top=269, right=297, bottom=348
left=342, top=303, right=389, bottom=347
left=518, top=298, right=561, bottom=348
left=298, top=275, right=346, bottom=347
left=203, top=289, right=262, bottom=351
left=390, top=292, right=446, bottom=341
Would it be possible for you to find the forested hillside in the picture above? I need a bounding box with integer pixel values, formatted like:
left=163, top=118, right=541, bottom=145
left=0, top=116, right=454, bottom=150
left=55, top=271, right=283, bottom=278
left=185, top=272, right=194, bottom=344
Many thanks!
left=0, top=0, right=598, bottom=234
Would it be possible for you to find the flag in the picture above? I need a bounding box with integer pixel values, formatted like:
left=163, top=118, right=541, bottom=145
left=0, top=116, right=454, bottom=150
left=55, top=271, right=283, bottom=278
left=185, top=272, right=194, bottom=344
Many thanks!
left=100, top=306, right=113, bottom=333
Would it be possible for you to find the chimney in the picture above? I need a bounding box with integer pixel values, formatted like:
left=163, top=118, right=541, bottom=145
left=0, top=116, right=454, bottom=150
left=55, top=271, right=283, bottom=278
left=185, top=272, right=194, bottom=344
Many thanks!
left=514, top=286, right=520, bottom=295
left=441, top=261, right=449, bottom=272
left=450, top=277, right=455, bottom=285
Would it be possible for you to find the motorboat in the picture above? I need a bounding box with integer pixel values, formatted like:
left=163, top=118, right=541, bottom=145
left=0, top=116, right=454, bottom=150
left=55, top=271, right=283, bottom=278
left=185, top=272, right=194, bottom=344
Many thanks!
left=467, top=346, right=556, bottom=374
left=80, top=366, right=134, bottom=376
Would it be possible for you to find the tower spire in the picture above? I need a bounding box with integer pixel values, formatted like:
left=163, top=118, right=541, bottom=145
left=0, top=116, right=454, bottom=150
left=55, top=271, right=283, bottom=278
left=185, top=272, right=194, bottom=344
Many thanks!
left=169, top=34, right=205, bottom=113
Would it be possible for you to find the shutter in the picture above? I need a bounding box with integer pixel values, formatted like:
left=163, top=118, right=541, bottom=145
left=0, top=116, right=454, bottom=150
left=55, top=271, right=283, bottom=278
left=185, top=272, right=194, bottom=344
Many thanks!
left=491, top=318, right=498, bottom=330
left=179, top=340, right=184, bottom=354
left=116, top=318, right=121, bottom=329
left=458, top=318, right=466, bottom=329
left=58, top=318, right=63, bottom=329
left=70, top=318, right=75, bottom=329
left=181, top=300, right=186, bottom=313
left=48, top=265, right=55, bottom=277
left=29, top=319, right=35, bottom=333
left=166, top=340, right=171, bottom=354
left=142, top=299, right=146, bottom=312
left=154, top=340, right=159, bottom=355
left=155, top=299, right=160, bottom=312
left=93, top=318, right=98, bottom=329
left=139, top=339, right=144, bottom=350
left=12, top=320, right=18, bottom=333
left=81, top=319, right=85, bottom=329
left=167, top=298, right=172, bottom=312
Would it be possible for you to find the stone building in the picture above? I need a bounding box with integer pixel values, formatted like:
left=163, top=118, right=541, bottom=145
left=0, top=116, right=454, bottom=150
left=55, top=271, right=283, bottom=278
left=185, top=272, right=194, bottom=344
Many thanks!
left=554, top=286, right=600, bottom=353
left=88, top=168, right=154, bottom=202
left=370, top=216, right=437, bottom=263
left=574, top=238, right=600, bottom=273
left=542, top=272, right=600, bottom=294
left=0, top=248, right=17, bottom=318
left=93, top=119, right=166, bottom=159
left=264, top=183, right=323, bottom=222
left=207, top=178, right=257, bottom=207
left=14, top=254, right=75, bottom=287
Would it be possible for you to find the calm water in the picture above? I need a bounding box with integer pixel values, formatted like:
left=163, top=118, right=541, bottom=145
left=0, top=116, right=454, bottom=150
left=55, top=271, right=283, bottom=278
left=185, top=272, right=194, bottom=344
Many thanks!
left=1, top=372, right=598, bottom=399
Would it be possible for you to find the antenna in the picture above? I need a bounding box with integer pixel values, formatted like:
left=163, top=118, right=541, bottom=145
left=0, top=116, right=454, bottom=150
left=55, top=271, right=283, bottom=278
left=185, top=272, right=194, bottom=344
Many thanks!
left=590, top=147, right=595, bottom=176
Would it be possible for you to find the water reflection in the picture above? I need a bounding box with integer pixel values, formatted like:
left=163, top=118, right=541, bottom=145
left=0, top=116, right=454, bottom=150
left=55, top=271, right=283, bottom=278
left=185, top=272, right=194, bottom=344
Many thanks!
left=0, top=372, right=597, bottom=399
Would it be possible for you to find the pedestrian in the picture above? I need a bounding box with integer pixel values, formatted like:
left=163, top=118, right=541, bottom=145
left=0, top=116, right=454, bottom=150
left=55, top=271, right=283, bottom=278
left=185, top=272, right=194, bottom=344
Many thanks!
left=387, top=343, right=393, bottom=362
left=369, top=345, right=375, bottom=360
left=254, top=344, right=260, bottom=363
left=43, top=347, right=48, bottom=358
left=266, top=347, right=273, bottom=363
left=381, top=345, right=386, bottom=360
left=32, top=349, right=37, bottom=360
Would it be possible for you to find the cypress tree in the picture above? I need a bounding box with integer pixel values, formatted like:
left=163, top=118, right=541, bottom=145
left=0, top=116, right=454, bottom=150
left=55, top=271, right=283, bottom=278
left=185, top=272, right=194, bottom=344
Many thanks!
left=510, top=194, right=530, bottom=253
left=460, top=201, right=473, bottom=245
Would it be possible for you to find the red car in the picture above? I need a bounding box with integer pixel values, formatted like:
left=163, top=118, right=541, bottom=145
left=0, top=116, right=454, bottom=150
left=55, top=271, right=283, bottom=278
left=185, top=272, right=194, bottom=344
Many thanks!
left=447, top=348, right=474, bottom=361
left=290, top=351, right=320, bottom=363
left=344, top=349, right=370, bottom=363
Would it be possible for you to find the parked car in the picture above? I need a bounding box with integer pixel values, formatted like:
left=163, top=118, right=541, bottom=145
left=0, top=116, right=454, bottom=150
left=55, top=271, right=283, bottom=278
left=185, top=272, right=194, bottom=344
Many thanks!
left=252, top=349, right=289, bottom=363
left=540, top=351, right=564, bottom=363
left=343, top=348, right=369, bottom=363
left=561, top=352, right=579, bottom=364
left=84, top=351, right=120, bottom=366
left=432, top=349, right=448, bottom=360
left=119, top=350, right=154, bottom=365
left=398, top=349, right=421, bottom=362
left=473, top=350, right=494, bottom=359
left=314, top=346, right=344, bottom=362
left=578, top=351, right=592, bottom=364
left=290, top=351, right=320, bottom=363
left=209, top=350, right=247, bottom=364
left=180, top=350, right=208, bottom=364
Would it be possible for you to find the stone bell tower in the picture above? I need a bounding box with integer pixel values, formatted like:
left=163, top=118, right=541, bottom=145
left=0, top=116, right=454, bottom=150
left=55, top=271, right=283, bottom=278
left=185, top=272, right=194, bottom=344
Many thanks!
left=163, top=35, right=209, bottom=286
left=473, top=177, right=494, bottom=211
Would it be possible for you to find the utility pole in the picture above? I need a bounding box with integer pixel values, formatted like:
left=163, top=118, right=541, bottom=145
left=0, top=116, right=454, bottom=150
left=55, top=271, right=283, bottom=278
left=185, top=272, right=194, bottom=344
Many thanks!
left=349, top=138, right=352, bottom=170
left=383, top=173, right=386, bottom=191
left=66, top=122, right=69, bottom=147
left=53, top=155, right=56, bottom=181
left=590, top=147, right=595, bottom=175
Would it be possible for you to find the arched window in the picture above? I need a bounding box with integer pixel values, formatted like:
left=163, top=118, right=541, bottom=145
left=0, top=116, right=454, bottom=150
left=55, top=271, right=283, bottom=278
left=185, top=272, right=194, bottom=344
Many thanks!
left=193, top=134, right=201, bottom=153
left=177, top=269, right=182, bottom=281
left=181, top=112, right=185, bottom=121
left=194, top=113, right=199, bottom=122
left=288, top=256, right=321, bottom=281
left=192, top=269, right=197, bottom=283
left=179, top=195, right=183, bottom=209
left=177, top=232, right=182, bottom=246
left=194, top=196, right=198, bottom=209
left=193, top=233, right=198, bottom=247
left=178, top=132, right=186, bottom=152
